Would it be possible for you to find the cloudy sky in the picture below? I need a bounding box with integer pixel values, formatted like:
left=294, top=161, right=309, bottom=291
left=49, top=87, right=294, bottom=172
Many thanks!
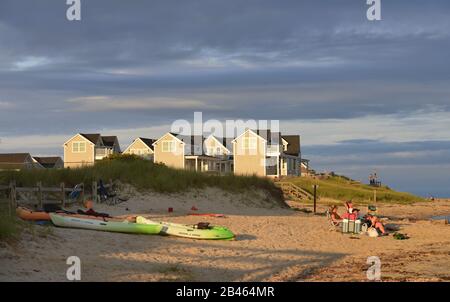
left=1, top=0, right=449, bottom=196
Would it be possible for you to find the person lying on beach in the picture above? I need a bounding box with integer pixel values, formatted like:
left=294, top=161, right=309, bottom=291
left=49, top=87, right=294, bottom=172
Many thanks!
left=77, top=200, right=111, bottom=218
left=330, top=206, right=342, bottom=224
left=366, top=214, right=386, bottom=235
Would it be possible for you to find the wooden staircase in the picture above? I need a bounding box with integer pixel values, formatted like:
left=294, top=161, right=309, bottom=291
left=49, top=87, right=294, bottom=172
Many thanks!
left=274, top=181, right=313, bottom=201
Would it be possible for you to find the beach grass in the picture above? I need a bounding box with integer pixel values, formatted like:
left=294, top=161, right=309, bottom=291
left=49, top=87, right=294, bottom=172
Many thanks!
left=0, top=155, right=284, bottom=203
left=286, top=175, right=425, bottom=204
left=0, top=203, right=20, bottom=241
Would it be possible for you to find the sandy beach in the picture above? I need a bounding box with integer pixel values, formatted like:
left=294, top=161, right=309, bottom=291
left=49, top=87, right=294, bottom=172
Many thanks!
left=0, top=188, right=449, bottom=282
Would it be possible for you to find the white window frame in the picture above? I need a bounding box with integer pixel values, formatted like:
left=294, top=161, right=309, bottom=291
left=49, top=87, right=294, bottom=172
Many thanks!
left=243, top=137, right=257, bottom=150
left=72, top=141, right=86, bottom=153
left=162, top=140, right=175, bottom=152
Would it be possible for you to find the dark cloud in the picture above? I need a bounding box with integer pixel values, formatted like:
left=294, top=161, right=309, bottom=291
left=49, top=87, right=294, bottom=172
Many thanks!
left=1, top=0, right=450, bottom=195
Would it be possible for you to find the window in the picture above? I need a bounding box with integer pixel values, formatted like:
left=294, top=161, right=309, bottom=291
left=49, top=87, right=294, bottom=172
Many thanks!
left=72, top=142, right=86, bottom=153
left=243, top=137, right=257, bottom=150
left=162, top=141, right=175, bottom=152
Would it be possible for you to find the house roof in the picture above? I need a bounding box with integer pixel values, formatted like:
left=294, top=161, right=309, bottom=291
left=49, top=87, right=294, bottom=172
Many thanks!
left=232, top=129, right=267, bottom=143
left=282, top=135, right=301, bottom=156
left=152, top=132, right=185, bottom=146
left=171, top=133, right=205, bottom=155
left=80, top=133, right=101, bottom=144
left=101, top=136, right=118, bottom=147
left=208, top=136, right=233, bottom=152
left=138, top=137, right=156, bottom=150
left=32, top=156, right=62, bottom=165
left=0, top=153, right=32, bottom=163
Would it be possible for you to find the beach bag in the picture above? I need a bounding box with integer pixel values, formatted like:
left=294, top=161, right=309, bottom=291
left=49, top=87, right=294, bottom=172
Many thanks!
left=361, top=223, right=369, bottom=233
left=367, top=228, right=379, bottom=237
left=196, top=222, right=210, bottom=229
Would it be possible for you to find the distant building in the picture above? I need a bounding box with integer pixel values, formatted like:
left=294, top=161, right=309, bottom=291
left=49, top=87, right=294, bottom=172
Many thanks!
left=63, top=133, right=121, bottom=168
left=0, top=153, right=42, bottom=171
left=32, top=156, right=64, bottom=169
left=300, top=159, right=313, bottom=176
left=153, top=132, right=222, bottom=172
left=232, top=129, right=301, bottom=177
left=123, top=137, right=156, bottom=160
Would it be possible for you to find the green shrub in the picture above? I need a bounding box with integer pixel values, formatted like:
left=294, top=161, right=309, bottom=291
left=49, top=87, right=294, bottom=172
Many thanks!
left=0, top=156, right=284, bottom=203
left=0, top=204, right=19, bottom=241
left=287, top=175, right=424, bottom=204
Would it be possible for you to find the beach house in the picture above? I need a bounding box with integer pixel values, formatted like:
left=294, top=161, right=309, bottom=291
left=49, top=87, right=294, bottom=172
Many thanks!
left=0, top=153, right=42, bottom=171
left=122, top=137, right=156, bottom=160
left=232, top=129, right=301, bottom=177
left=203, top=135, right=233, bottom=173
left=63, top=133, right=121, bottom=168
left=32, top=156, right=64, bottom=169
left=152, top=132, right=224, bottom=172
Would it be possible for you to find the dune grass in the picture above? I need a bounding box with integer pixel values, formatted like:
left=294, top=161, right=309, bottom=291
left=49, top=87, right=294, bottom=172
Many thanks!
left=0, top=155, right=284, bottom=203
left=0, top=203, right=20, bottom=241
left=286, top=175, right=425, bottom=204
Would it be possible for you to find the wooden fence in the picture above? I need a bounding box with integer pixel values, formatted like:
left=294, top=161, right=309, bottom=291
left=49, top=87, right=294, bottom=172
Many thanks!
left=0, top=179, right=115, bottom=212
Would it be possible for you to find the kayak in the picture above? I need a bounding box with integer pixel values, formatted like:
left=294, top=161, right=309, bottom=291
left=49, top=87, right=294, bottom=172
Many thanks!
left=16, top=206, right=51, bottom=221
left=136, top=216, right=235, bottom=240
left=50, top=213, right=163, bottom=235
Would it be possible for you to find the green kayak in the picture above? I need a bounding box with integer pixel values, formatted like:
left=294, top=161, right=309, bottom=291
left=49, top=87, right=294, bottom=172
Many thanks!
left=136, top=216, right=235, bottom=240
left=50, top=213, right=163, bottom=235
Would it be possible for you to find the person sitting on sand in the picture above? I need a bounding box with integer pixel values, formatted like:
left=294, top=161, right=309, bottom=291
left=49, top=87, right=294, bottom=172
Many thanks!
left=341, top=208, right=360, bottom=221
left=329, top=206, right=342, bottom=224
left=344, top=201, right=354, bottom=213
left=366, top=214, right=386, bottom=235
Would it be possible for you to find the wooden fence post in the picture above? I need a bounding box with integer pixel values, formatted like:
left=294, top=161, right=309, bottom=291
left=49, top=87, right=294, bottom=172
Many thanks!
left=61, top=182, right=66, bottom=207
left=81, top=182, right=85, bottom=204
left=92, top=181, right=97, bottom=203
left=37, top=181, right=43, bottom=209
left=313, top=184, right=318, bottom=214
left=9, top=180, right=16, bottom=210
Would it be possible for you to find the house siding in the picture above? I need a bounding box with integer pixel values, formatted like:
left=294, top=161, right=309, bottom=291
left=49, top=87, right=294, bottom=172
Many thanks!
left=204, top=137, right=229, bottom=158
left=123, top=139, right=154, bottom=159
left=64, top=135, right=95, bottom=168
left=153, top=133, right=185, bottom=169
left=233, top=131, right=266, bottom=177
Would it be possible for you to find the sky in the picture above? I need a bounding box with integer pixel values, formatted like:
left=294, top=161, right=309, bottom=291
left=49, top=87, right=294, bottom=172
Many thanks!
left=0, top=0, right=449, bottom=197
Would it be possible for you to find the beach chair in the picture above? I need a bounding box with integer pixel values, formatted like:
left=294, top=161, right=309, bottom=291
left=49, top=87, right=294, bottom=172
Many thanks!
left=326, top=209, right=342, bottom=231
left=97, top=180, right=127, bottom=205
left=68, top=183, right=83, bottom=202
